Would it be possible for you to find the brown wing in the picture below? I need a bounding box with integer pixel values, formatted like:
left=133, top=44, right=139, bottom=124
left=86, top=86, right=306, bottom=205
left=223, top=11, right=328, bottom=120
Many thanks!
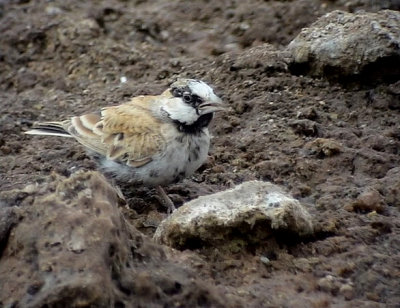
left=66, top=96, right=165, bottom=167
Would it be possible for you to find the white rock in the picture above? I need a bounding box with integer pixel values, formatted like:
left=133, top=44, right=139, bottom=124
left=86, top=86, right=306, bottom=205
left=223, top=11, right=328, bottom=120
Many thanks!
left=154, top=181, right=314, bottom=249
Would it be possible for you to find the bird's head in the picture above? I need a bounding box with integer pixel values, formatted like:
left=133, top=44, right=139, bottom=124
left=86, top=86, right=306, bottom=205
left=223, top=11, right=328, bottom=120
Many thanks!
left=160, top=79, right=224, bottom=129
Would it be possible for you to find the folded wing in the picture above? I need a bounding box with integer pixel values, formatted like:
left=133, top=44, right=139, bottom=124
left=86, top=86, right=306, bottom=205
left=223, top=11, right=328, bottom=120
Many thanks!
left=26, top=97, right=165, bottom=168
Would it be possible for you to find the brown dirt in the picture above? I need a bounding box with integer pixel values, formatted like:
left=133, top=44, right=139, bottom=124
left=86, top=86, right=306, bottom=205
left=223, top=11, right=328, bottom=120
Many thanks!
left=1, top=0, right=400, bottom=307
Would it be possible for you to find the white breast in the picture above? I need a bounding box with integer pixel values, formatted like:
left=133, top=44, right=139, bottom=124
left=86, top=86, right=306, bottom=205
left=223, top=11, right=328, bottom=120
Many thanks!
left=100, top=128, right=210, bottom=186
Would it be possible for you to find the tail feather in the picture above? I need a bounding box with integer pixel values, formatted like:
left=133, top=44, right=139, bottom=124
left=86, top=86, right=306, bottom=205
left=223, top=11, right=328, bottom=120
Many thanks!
left=25, top=121, right=72, bottom=138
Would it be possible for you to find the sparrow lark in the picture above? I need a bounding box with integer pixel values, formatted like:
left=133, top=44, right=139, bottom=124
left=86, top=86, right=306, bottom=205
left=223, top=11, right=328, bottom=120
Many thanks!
left=25, top=78, right=224, bottom=213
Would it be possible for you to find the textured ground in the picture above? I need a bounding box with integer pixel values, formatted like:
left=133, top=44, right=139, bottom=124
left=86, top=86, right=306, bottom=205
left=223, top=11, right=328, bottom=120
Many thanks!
left=1, top=0, right=400, bottom=307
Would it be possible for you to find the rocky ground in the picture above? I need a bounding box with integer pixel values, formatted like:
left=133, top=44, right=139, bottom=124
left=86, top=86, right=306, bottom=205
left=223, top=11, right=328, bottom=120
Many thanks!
left=1, top=0, right=400, bottom=307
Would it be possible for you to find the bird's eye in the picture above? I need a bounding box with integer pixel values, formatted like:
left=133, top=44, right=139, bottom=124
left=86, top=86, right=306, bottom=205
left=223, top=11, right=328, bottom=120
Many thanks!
left=183, top=93, right=192, bottom=103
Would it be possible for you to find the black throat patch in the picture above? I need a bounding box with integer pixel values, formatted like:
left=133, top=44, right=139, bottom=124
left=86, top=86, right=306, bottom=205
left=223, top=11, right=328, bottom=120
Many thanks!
left=174, top=113, right=213, bottom=134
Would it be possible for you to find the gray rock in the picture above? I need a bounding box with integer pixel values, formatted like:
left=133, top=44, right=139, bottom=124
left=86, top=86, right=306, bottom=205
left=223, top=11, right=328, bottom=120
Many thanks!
left=0, top=171, right=230, bottom=308
left=286, top=10, right=400, bottom=83
left=154, top=181, right=314, bottom=249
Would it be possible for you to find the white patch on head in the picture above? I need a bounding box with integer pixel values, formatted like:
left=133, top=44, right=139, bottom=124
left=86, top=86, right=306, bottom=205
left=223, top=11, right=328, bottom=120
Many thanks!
left=161, top=97, right=199, bottom=125
left=187, top=80, right=220, bottom=103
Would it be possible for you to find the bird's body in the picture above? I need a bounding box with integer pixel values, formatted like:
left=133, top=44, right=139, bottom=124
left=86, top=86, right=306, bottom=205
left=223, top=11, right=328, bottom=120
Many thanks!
left=97, top=116, right=211, bottom=187
left=26, top=79, right=224, bottom=212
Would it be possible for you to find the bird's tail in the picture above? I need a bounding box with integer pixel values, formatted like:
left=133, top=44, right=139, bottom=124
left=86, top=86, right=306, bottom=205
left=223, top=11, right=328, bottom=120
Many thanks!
left=25, top=121, right=72, bottom=138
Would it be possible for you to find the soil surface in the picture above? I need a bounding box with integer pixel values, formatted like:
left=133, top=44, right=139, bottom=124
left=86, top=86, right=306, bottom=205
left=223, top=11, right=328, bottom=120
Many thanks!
left=1, top=0, right=400, bottom=307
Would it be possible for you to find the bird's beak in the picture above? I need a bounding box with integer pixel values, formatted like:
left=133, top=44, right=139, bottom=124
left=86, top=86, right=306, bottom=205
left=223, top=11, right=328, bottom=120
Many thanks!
left=199, top=95, right=226, bottom=114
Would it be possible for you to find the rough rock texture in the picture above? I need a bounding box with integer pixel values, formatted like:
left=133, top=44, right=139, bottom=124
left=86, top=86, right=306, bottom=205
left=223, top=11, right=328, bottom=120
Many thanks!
left=335, top=0, right=400, bottom=12
left=286, top=10, right=400, bottom=83
left=0, top=172, right=231, bottom=308
left=154, top=181, right=314, bottom=249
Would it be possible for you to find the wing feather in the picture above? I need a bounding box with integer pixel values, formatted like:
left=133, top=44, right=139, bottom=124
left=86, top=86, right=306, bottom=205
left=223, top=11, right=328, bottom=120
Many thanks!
left=65, top=98, right=165, bottom=167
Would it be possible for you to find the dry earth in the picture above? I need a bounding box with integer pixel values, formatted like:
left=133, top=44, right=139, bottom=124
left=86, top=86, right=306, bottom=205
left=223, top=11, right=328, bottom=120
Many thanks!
left=1, top=0, right=400, bottom=307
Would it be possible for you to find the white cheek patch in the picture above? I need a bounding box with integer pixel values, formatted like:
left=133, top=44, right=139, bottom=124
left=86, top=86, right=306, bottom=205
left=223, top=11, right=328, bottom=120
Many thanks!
left=162, top=98, right=199, bottom=125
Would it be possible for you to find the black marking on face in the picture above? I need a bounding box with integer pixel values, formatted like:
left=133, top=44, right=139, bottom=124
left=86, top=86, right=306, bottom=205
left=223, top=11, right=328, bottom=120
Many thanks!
left=117, top=133, right=124, bottom=141
left=184, top=93, right=203, bottom=109
left=171, top=86, right=203, bottom=108
left=174, top=113, right=213, bottom=135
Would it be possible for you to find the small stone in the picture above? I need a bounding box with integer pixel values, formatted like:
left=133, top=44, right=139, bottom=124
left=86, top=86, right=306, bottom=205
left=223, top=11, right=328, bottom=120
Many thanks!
left=154, top=181, right=314, bottom=249
left=296, top=107, right=318, bottom=120
left=33, top=103, right=44, bottom=110
left=289, top=119, right=318, bottom=136
left=339, top=284, right=354, bottom=300
left=347, top=188, right=387, bottom=213
left=45, top=6, right=63, bottom=15
left=260, top=256, right=271, bottom=265
left=0, top=145, right=11, bottom=155
left=304, top=138, right=343, bottom=157
left=366, top=291, right=380, bottom=302
left=317, top=275, right=339, bottom=294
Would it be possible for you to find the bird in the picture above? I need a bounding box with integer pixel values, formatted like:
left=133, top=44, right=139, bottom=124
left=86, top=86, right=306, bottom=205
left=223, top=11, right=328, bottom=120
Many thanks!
left=25, top=78, right=225, bottom=213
